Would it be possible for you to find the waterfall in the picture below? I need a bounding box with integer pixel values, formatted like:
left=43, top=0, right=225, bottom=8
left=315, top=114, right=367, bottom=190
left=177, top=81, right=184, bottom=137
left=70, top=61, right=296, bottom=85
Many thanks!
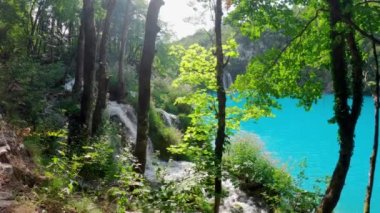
left=64, top=79, right=75, bottom=92
left=107, top=101, right=137, bottom=140
left=223, top=71, right=233, bottom=90
left=157, top=109, right=179, bottom=127
left=221, top=179, right=267, bottom=213
left=106, top=101, right=266, bottom=213
left=106, top=101, right=154, bottom=175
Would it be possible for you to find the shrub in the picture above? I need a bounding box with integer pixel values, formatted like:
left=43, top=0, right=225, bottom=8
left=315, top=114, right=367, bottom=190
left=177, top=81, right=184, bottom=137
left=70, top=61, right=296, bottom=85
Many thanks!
left=148, top=176, right=213, bottom=212
left=224, top=132, right=320, bottom=212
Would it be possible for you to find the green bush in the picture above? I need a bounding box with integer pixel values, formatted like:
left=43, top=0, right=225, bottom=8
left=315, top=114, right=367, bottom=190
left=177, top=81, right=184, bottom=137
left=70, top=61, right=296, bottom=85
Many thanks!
left=224, top=133, right=320, bottom=212
left=147, top=175, right=213, bottom=212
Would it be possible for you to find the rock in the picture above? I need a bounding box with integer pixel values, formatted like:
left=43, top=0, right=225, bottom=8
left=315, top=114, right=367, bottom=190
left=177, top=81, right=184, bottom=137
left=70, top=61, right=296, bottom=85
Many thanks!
left=0, top=200, right=15, bottom=208
left=0, top=145, right=10, bottom=155
left=0, top=164, right=13, bottom=176
left=0, top=139, right=6, bottom=146
left=0, top=192, right=13, bottom=200
left=0, top=146, right=10, bottom=163
left=230, top=203, right=244, bottom=213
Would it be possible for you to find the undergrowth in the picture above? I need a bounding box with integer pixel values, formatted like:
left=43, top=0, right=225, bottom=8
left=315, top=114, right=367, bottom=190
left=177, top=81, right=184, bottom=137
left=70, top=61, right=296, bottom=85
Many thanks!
left=224, top=133, right=322, bottom=212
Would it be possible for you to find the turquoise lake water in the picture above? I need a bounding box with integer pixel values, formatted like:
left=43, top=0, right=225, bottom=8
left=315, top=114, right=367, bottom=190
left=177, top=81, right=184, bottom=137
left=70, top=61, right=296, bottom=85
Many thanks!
left=236, top=95, right=380, bottom=213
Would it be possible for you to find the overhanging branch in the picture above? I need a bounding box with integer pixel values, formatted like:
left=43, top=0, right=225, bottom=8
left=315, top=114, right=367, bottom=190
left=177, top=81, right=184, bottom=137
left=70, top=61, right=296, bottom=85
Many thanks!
left=268, top=9, right=322, bottom=70
left=345, top=18, right=380, bottom=44
left=355, top=0, right=380, bottom=6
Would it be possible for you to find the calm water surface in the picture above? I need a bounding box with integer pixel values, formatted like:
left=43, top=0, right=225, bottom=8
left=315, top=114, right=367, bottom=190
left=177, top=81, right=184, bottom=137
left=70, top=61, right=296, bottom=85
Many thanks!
left=236, top=95, right=380, bottom=213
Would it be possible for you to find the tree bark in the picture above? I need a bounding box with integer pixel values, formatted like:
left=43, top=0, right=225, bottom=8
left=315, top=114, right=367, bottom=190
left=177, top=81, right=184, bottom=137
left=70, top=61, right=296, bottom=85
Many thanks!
left=79, top=0, right=97, bottom=137
left=317, top=0, right=364, bottom=212
left=73, top=16, right=85, bottom=94
left=116, top=0, right=132, bottom=103
left=92, top=0, right=117, bottom=135
left=28, top=0, right=45, bottom=55
left=214, top=0, right=226, bottom=212
left=49, top=18, right=56, bottom=63
left=364, top=41, right=379, bottom=213
left=134, top=0, right=164, bottom=174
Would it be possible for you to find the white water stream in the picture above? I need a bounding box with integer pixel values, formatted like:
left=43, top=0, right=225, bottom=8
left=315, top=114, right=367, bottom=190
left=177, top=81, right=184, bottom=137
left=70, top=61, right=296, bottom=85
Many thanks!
left=64, top=79, right=75, bottom=92
left=106, top=101, right=266, bottom=212
left=223, top=71, right=233, bottom=90
left=157, top=108, right=179, bottom=127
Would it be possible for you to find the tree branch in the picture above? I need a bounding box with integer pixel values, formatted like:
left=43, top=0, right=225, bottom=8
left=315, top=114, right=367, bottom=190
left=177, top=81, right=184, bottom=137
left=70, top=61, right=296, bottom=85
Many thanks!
left=223, top=56, right=230, bottom=68
left=268, top=9, right=322, bottom=70
left=345, top=18, right=380, bottom=44
left=356, top=0, right=380, bottom=6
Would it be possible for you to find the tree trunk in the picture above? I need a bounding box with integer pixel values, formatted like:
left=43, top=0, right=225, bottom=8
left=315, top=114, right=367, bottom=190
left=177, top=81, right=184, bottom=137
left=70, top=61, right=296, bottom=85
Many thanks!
left=28, top=0, right=44, bottom=55
left=213, top=0, right=226, bottom=212
left=134, top=0, right=164, bottom=174
left=92, top=0, right=117, bottom=135
left=79, top=0, right=97, bottom=137
left=49, top=18, right=55, bottom=62
left=73, top=16, right=85, bottom=94
left=116, top=0, right=132, bottom=103
left=68, top=20, right=73, bottom=46
left=317, top=0, right=364, bottom=212
left=364, top=41, right=380, bottom=213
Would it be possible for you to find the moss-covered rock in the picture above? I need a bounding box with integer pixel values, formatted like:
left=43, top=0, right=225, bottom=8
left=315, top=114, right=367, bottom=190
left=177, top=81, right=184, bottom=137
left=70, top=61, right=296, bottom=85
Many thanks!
left=149, top=108, right=185, bottom=160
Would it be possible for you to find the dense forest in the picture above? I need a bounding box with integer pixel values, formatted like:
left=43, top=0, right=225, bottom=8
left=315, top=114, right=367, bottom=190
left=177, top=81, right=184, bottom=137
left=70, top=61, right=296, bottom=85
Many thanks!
left=0, top=0, right=379, bottom=212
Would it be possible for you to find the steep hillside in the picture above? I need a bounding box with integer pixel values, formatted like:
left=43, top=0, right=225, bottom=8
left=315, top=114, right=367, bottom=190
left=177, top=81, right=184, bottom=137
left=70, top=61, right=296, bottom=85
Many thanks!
left=0, top=119, right=42, bottom=212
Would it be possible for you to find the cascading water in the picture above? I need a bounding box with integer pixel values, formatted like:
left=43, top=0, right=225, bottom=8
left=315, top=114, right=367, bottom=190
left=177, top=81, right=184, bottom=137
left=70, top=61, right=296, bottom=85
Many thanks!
left=107, top=101, right=137, bottom=139
left=221, top=179, right=267, bottom=213
left=223, top=71, right=233, bottom=90
left=64, top=79, right=75, bottom=92
left=157, top=108, right=179, bottom=127
left=106, top=101, right=155, bottom=176
left=106, top=101, right=266, bottom=213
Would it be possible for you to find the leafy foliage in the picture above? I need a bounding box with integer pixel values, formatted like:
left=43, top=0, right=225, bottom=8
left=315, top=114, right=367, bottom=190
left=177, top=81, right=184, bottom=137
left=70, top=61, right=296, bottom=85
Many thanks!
left=224, top=133, right=321, bottom=212
left=146, top=163, right=213, bottom=212
left=228, top=1, right=328, bottom=116
left=171, top=41, right=241, bottom=145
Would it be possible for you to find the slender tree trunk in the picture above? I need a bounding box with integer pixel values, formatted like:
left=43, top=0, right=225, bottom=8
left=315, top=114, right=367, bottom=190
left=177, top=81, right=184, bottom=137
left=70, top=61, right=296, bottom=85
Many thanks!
left=92, top=0, right=117, bottom=135
left=364, top=42, right=380, bottom=213
left=35, top=13, right=45, bottom=58
left=28, top=0, right=44, bottom=55
left=73, top=16, right=85, bottom=94
left=68, top=20, right=73, bottom=46
left=79, top=0, right=97, bottom=137
left=49, top=18, right=55, bottom=62
left=317, top=0, right=364, bottom=212
left=116, top=0, right=131, bottom=103
left=213, top=0, right=226, bottom=212
left=134, top=0, right=164, bottom=174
